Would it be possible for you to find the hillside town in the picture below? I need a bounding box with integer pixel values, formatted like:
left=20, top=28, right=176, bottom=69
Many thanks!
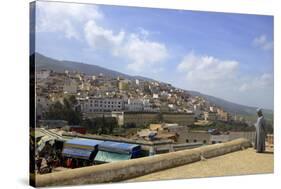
left=36, top=68, right=245, bottom=126
left=32, top=68, right=274, bottom=177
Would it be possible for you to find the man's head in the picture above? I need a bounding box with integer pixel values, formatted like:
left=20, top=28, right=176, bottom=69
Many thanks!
left=257, top=108, right=263, bottom=117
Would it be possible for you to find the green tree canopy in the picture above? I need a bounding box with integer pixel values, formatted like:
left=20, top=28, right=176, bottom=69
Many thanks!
left=45, top=95, right=82, bottom=125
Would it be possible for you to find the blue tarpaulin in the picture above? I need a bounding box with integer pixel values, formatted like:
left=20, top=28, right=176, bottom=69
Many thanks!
left=95, top=141, right=141, bottom=163
left=62, top=148, right=93, bottom=159
left=98, top=141, right=141, bottom=155
left=62, top=138, right=104, bottom=160
left=65, top=138, right=104, bottom=148
left=94, top=151, right=131, bottom=163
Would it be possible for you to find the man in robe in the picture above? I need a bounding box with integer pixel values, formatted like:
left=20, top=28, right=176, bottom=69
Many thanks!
left=254, top=108, right=267, bottom=153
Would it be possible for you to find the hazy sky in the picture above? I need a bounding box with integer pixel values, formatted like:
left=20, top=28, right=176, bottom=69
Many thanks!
left=35, top=1, right=274, bottom=109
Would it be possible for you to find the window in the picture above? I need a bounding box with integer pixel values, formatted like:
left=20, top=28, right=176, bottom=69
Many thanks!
left=203, top=140, right=207, bottom=144
left=212, top=141, right=216, bottom=144
left=186, top=139, right=189, bottom=143
left=193, top=139, right=197, bottom=143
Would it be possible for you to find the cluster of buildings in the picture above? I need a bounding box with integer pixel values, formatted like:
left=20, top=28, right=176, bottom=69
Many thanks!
left=131, top=123, right=256, bottom=145
left=203, top=106, right=232, bottom=122
left=33, top=69, right=267, bottom=178
left=36, top=69, right=243, bottom=128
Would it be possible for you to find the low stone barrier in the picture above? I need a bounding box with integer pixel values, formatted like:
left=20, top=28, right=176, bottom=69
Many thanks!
left=267, top=134, right=274, bottom=147
left=35, top=138, right=252, bottom=187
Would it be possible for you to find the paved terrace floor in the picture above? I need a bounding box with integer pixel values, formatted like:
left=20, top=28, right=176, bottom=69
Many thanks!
left=126, top=147, right=274, bottom=182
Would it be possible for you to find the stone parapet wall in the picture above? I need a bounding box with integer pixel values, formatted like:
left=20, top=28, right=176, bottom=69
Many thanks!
left=35, top=138, right=252, bottom=187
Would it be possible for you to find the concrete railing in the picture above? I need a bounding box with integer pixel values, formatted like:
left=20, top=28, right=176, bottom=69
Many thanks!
left=267, top=134, right=274, bottom=146
left=35, top=138, right=252, bottom=187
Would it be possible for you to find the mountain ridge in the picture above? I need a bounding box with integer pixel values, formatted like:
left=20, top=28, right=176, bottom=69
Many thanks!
left=34, top=53, right=155, bottom=82
left=33, top=52, right=273, bottom=118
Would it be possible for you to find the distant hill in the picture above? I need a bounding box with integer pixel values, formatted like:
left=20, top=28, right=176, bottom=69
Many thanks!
left=188, top=90, right=273, bottom=122
left=34, top=53, right=154, bottom=81
left=33, top=52, right=273, bottom=119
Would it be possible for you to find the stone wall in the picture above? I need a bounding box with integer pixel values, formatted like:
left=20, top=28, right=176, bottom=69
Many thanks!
left=229, top=131, right=256, bottom=144
left=162, top=113, right=195, bottom=126
left=123, top=112, right=159, bottom=127
left=185, top=131, right=211, bottom=144
left=35, top=138, right=252, bottom=187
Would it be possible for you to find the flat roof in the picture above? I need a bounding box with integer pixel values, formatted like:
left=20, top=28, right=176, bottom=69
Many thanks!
left=98, top=141, right=140, bottom=154
left=63, top=133, right=174, bottom=146
left=65, top=138, right=104, bottom=147
left=126, top=147, right=273, bottom=182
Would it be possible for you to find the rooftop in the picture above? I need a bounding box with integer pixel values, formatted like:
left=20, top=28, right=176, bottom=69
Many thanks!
left=126, top=147, right=274, bottom=182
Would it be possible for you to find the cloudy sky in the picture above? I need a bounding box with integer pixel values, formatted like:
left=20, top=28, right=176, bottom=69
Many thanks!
left=34, top=1, right=274, bottom=109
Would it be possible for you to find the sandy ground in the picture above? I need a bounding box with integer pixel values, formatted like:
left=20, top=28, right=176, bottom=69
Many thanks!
left=126, top=147, right=274, bottom=182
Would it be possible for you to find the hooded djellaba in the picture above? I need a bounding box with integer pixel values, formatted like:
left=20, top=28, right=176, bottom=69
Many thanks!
left=254, top=108, right=267, bottom=153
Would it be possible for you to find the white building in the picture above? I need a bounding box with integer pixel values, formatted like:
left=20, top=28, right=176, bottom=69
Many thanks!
left=125, top=99, right=144, bottom=112
left=204, top=111, right=217, bottom=121
left=79, top=81, right=91, bottom=91
left=153, top=93, right=159, bottom=99
left=63, top=79, right=78, bottom=94
left=143, top=99, right=157, bottom=112
left=80, top=98, right=124, bottom=113
left=80, top=97, right=158, bottom=113
left=209, top=106, right=217, bottom=112
left=193, top=104, right=202, bottom=118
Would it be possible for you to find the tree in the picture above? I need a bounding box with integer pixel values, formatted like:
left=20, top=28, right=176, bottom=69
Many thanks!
left=80, top=117, right=118, bottom=135
left=45, top=96, right=82, bottom=125
left=81, top=118, right=99, bottom=134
